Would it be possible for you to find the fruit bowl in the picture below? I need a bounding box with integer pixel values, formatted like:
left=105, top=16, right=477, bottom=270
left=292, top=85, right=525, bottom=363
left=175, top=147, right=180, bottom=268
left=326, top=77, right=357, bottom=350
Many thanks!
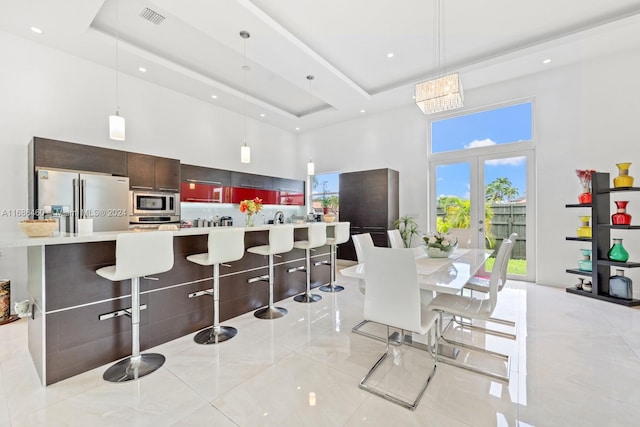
left=17, top=219, right=58, bottom=237
left=323, top=214, right=336, bottom=223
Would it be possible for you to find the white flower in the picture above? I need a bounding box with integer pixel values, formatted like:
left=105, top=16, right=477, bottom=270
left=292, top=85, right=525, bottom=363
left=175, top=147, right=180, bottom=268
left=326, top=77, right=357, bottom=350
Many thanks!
left=428, top=236, right=437, bottom=244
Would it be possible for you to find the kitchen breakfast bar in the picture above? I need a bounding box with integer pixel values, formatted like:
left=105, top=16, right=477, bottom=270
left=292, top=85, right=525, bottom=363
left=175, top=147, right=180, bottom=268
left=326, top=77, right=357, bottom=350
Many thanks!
left=0, top=223, right=343, bottom=386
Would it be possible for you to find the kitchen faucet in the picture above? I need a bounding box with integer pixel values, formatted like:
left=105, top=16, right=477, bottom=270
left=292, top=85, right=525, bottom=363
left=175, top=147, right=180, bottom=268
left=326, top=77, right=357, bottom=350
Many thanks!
left=273, top=211, right=285, bottom=224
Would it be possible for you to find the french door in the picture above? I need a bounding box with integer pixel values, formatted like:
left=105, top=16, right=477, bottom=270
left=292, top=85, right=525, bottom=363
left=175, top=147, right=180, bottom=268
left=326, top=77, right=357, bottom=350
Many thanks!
left=429, top=148, right=535, bottom=282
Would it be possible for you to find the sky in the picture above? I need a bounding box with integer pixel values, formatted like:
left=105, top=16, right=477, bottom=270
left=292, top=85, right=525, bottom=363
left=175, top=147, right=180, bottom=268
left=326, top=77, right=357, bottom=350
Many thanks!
left=314, top=102, right=532, bottom=201
left=432, top=102, right=531, bottom=201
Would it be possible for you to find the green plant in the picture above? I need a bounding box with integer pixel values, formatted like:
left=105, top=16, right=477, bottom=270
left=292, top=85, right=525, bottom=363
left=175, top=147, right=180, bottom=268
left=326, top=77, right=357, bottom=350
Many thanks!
left=394, top=216, right=420, bottom=248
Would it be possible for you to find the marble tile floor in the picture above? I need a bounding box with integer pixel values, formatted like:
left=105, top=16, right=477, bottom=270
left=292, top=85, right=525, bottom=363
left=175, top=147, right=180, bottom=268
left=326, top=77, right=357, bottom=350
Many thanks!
left=1, top=274, right=640, bottom=426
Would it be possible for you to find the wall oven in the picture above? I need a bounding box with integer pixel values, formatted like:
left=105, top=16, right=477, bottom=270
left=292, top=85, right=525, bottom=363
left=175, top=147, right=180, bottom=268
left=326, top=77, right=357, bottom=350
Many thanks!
left=129, top=191, right=180, bottom=227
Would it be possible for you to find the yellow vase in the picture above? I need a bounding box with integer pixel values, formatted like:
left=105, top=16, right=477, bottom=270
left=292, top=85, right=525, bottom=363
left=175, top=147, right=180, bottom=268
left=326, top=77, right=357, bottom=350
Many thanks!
left=613, top=162, right=634, bottom=188
left=577, top=216, right=592, bottom=238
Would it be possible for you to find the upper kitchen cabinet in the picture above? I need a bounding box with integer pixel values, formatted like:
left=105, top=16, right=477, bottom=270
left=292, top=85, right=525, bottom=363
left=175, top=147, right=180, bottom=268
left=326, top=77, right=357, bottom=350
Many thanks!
left=180, top=164, right=231, bottom=203
left=181, top=164, right=231, bottom=186
left=127, top=153, right=180, bottom=192
left=230, top=171, right=273, bottom=189
left=338, top=168, right=399, bottom=260
left=29, top=137, right=127, bottom=176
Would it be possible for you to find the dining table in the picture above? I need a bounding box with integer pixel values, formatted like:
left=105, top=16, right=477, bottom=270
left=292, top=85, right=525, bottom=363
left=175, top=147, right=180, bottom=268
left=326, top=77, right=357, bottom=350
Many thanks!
left=340, top=247, right=489, bottom=295
left=340, top=246, right=490, bottom=357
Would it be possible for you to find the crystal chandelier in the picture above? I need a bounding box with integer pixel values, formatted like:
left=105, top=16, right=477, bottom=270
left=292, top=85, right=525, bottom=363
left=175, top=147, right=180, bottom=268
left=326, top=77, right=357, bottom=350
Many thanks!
left=415, top=0, right=463, bottom=115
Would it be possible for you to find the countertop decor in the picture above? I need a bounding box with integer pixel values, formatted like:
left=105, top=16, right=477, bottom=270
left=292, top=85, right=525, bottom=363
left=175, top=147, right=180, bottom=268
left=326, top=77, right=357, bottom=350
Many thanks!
left=239, top=197, right=262, bottom=226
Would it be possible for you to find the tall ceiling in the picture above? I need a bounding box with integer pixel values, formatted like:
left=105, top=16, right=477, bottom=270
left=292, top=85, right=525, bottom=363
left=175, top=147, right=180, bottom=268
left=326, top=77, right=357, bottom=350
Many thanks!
left=2, top=0, right=640, bottom=132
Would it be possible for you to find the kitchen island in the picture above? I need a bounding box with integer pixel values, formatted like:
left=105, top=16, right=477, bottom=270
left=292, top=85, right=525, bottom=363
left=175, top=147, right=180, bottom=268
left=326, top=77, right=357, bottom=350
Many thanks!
left=0, top=223, right=343, bottom=386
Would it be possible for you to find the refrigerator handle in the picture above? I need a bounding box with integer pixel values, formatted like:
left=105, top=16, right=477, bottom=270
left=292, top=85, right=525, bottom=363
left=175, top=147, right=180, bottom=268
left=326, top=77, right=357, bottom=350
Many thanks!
left=79, top=179, right=86, bottom=219
left=72, top=178, right=79, bottom=233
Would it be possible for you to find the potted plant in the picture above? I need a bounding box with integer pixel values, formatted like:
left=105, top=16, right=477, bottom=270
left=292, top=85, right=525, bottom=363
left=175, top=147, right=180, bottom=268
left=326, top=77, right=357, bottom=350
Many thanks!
left=321, top=197, right=331, bottom=214
left=394, top=216, right=420, bottom=248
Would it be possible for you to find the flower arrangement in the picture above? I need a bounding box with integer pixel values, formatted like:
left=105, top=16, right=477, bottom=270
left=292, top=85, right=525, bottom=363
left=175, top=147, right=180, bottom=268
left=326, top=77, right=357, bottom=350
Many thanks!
left=239, top=197, right=262, bottom=226
left=422, top=231, right=458, bottom=258
left=576, top=169, right=596, bottom=204
left=423, top=231, right=458, bottom=249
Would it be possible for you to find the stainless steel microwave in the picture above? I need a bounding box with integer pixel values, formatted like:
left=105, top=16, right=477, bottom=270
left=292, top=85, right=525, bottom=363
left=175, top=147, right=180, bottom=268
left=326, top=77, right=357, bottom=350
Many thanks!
left=130, top=191, right=179, bottom=216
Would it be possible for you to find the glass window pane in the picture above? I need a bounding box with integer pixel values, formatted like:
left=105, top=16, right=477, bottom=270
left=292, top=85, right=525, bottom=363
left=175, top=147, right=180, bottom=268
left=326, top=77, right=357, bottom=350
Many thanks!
left=431, top=102, right=532, bottom=154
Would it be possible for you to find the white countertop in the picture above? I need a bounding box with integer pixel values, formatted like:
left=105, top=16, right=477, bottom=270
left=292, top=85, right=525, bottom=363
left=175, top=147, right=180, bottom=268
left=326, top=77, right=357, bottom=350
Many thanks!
left=0, top=222, right=346, bottom=248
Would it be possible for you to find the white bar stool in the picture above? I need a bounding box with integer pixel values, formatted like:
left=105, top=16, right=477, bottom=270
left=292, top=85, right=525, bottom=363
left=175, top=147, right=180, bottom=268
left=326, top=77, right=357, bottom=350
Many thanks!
left=320, top=222, right=350, bottom=293
left=293, top=222, right=327, bottom=303
left=247, top=225, right=294, bottom=319
left=187, top=228, right=245, bottom=344
left=96, top=231, right=174, bottom=382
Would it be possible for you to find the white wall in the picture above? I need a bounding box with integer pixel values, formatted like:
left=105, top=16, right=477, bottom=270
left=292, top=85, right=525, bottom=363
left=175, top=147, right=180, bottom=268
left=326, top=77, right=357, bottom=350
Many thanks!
left=0, top=31, right=301, bottom=303
left=299, top=46, right=640, bottom=292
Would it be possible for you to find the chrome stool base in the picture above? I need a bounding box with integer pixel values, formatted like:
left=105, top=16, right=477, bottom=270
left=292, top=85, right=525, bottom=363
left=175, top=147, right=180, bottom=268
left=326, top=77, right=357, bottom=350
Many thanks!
left=319, top=284, right=344, bottom=293
left=294, top=292, right=322, bottom=303
left=103, top=353, right=166, bottom=383
left=254, top=306, right=288, bottom=319
left=194, top=326, right=237, bottom=345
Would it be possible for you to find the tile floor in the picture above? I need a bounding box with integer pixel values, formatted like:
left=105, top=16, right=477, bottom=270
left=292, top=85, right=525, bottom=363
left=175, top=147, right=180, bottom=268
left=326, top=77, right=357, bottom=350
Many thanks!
left=1, top=273, right=639, bottom=426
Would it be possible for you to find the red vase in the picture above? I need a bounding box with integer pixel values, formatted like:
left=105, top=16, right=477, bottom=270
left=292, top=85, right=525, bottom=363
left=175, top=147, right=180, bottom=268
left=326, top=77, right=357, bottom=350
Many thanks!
left=612, top=201, right=632, bottom=225
left=578, top=192, right=592, bottom=204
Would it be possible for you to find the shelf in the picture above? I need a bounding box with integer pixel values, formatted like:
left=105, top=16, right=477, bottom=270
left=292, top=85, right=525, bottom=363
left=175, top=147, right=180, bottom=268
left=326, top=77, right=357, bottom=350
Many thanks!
left=565, top=268, right=592, bottom=276
left=565, top=287, right=640, bottom=307
left=597, top=187, right=640, bottom=194
left=598, top=224, right=640, bottom=230
left=596, top=260, right=640, bottom=268
left=565, top=237, right=592, bottom=242
left=565, top=203, right=591, bottom=208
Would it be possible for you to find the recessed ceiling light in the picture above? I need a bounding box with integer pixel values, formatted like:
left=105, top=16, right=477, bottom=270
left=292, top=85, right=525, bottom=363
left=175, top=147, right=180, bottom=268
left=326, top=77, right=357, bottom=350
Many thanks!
left=295, top=127, right=300, bottom=131
left=360, top=109, right=366, bottom=113
left=138, top=67, right=147, bottom=73
left=412, top=95, right=416, bottom=99
left=387, top=52, right=394, bottom=58
left=543, top=58, right=552, bottom=64
left=211, top=95, right=218, bottom=99
left=260, top=113, right=265, bottom=117
left=30, top=26, right=43, bottom=34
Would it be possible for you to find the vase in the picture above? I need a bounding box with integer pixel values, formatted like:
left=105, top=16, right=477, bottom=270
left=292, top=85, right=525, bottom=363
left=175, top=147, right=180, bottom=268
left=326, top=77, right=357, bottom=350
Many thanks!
left=245, top=214, right=254, bottom=227
left=578, top=248, right=592, bottom=272
left=609, top=269, right=633, bottom=299
left=576, top=216, right=592, bottom=238
left=613, top=162, right=634, bottom=188
left=424, top=245, right=456, bottom=258
left=578, top=189, right=592, bottom=204
left=608, top=238, right=629, bottom=262
left=611, top=201, right=632, bottom=225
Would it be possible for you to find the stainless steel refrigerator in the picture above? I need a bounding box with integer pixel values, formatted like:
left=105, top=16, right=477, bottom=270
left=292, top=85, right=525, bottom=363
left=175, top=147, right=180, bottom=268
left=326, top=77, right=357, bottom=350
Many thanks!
left=36, top=169, right=130, bottom=233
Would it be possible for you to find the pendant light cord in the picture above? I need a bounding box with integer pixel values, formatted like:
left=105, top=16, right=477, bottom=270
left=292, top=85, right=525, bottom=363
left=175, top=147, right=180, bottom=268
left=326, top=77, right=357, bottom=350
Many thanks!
left=243, top=35, right=247, bottom=145
left=115, top=0, right=120, bottom=113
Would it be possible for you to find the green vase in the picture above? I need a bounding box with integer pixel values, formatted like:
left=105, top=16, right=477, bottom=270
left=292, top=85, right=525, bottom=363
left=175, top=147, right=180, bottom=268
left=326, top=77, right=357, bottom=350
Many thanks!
left=607, top=238, right=629, bottom=262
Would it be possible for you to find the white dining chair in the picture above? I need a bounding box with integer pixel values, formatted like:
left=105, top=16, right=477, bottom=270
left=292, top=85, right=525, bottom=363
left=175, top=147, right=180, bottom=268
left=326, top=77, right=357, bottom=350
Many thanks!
left=462, top=232, right=518, bottom=338
left=387, top=229, right=404, bottom=248
left=360, top=246, right=438, bottom=411
left=350, top=233, right=382, bottom=341
left=426, top=236, right=515, bottom=382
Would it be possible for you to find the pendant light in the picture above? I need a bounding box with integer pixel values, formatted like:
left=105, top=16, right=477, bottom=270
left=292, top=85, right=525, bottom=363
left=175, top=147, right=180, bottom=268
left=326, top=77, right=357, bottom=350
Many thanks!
left=109, top=0, right=125, bottom=141
left=240, top=30, right=251, bottom=163
left=305, top=75, right=315, bottom=176
left=414, top=0, right=464, bottom=114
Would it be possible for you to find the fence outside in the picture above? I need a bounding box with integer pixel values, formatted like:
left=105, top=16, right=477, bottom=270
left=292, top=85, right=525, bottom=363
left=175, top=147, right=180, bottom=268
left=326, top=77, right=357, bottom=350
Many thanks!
left=436, top=203, right=526, bottom=259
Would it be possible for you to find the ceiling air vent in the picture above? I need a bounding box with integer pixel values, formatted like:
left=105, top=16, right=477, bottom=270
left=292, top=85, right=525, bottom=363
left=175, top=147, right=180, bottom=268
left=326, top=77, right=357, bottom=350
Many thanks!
left=139, top=7, right=166, bottom=25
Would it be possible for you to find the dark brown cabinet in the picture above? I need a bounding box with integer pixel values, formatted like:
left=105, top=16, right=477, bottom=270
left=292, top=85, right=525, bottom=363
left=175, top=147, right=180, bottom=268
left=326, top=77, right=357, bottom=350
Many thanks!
left=29, top=137, right=127, bottom=176
left=338, top=168, right=399, bottom=260
left=181, top=164, right=231, bottom=186
left=127, top=153, right=180, bottom=192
